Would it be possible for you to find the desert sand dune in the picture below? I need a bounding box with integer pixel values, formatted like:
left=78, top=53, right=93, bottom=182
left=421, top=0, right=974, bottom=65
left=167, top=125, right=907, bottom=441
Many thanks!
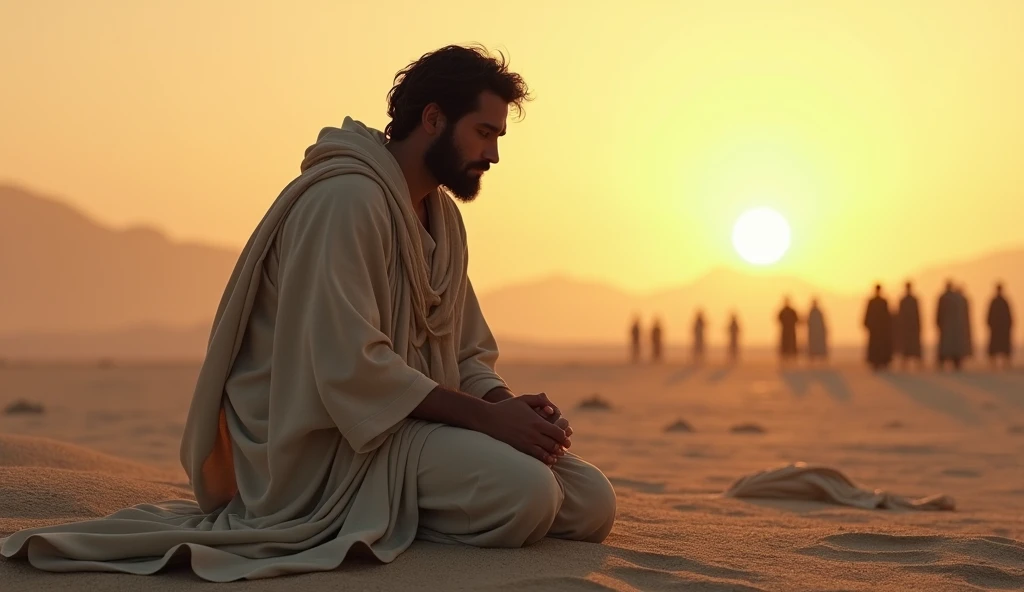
left=1, top=361, right=1022, bottom=590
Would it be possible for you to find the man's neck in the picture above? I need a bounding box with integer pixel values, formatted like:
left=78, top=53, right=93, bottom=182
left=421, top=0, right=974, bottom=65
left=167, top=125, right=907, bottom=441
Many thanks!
left=385, top=140, right=436, bottom=226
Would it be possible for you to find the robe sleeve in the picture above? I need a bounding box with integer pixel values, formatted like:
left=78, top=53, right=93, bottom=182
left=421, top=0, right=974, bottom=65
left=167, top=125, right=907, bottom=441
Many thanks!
left=278, top=176, right=439, bottom=454
left=457, top=278, right=509, bottom=397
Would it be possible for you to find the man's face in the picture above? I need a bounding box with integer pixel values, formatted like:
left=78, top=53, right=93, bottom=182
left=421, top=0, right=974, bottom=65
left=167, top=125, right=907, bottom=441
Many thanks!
left=424, top=91, right=508, bottom=201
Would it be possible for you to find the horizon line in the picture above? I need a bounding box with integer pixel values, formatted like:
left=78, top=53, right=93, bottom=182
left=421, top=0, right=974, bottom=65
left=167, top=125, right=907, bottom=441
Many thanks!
left=4, top=180, right=1024, bottom=299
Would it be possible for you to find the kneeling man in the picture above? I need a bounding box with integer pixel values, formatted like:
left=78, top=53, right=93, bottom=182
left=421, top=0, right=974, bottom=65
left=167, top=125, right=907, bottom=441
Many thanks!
left=1, top=44, right=615, bottom=582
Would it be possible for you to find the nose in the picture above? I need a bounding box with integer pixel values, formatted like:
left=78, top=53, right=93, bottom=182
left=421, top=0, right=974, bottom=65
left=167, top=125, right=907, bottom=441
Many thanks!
left=483, top=143, right=499, bottom=165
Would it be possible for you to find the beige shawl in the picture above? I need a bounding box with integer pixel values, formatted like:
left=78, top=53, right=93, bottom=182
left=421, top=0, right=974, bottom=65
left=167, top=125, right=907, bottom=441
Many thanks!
left=184, top=117, right=467, bottom=512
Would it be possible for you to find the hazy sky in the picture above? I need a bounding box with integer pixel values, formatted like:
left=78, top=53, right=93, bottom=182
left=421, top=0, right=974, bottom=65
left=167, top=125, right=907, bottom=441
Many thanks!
left=2, top=0, right=1023, bottom=295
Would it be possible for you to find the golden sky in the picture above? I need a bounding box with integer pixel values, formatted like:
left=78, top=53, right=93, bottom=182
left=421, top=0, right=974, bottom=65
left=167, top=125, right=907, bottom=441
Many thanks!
left=2, top=0, right=1023, bottom=295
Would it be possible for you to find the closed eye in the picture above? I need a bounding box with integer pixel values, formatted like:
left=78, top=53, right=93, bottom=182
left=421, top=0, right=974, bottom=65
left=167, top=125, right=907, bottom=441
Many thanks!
left=478, top=123, right=505, bottom=138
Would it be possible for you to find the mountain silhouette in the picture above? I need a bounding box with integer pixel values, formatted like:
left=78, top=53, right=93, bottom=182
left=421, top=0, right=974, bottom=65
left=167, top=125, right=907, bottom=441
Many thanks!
left=478, top=269, right=866, bottom=346
left=1, top=184, right=1020, bottom=358
left=0, top=184, right=237, bottom=334
left=478, top=263, right=1020, bottom=348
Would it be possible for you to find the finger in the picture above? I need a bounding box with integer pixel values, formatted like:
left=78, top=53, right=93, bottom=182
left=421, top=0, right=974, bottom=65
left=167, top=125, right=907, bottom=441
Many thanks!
left=532, top=424, right=573, bottom=450
left=542, top=419, right=569, bottom=441
left=546, top=439, right=566, bottom=455
left=523, top=394, right=559, bottom=417
left=538, top=408, right=560, bottom=424
left=534, top=392, right=558, bottom=414
left=555, top=418, right=570, bottom=431
left=528, top=445, right=558, bottom=465
left=518, top=393, right=547, bottom=408
left=541, top=395, right=561, bottom=416
left=534, top=405, right=557, bottom=419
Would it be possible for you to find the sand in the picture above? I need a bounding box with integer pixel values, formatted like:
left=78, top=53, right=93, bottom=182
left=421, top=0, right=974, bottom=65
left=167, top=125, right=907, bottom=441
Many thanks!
left=1, top=360, right=1023, bottom=591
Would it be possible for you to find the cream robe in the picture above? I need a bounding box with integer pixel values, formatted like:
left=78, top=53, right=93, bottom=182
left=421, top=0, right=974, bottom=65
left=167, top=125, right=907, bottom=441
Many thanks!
left=0, top=118, right=512, bottom=580
left=807, top=306, right=828, bottom=358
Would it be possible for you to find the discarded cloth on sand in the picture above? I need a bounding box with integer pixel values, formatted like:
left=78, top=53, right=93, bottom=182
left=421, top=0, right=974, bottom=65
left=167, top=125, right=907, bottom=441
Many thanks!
left=723, top=463, right=955, bottom=511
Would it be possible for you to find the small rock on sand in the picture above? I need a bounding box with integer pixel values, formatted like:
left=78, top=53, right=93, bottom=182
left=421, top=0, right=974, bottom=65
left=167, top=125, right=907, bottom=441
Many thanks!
left=883, top=420, right=905, bottom=429
left=664, top=419, right=695, bottom=433
left=4, top=399, right=45, bottom=415
left=730, top=423, right=766, bottom=434
left=1009, top=425, right=1024, bottom=435
left=577, top=394, right=612, bottom=411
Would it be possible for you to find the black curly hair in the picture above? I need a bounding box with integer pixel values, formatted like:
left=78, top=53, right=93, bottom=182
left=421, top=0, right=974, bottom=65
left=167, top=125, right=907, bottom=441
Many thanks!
left=385, top=44, right=531, bottom=141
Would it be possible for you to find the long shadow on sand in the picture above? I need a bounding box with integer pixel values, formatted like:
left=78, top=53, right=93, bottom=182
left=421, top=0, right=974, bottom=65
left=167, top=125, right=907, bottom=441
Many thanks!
left=706, top=366, right=734, bottom=383
left=537, top=363, right=632, bottom=385
left=943, top=371, right=1024, bottom=410
left=664, top=365, right=699, bottom=386
left=779, top=369, right=852, bottom=402
left=875, top=373, right=979, bottom=424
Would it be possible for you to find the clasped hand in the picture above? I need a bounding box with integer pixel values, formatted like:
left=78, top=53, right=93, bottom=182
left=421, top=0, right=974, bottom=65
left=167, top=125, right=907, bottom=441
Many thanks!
left=481, top=393, right=572, bottom=466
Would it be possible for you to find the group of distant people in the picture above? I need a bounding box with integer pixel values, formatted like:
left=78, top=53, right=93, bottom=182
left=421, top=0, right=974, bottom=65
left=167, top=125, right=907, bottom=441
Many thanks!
left=775, top=281, right=1014, bottom=371
left=858, top=281, right=1014, bottom=371
left=630, top=317, right=665, bottom=363
left=629, top=312, right=742, bottom=364
left=775, top=299, right=830, bottom=363
left=628, top=280, right=1014, bottom=371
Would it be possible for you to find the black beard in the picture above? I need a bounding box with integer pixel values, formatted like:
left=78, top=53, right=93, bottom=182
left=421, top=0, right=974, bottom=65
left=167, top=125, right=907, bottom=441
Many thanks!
left=423, top=126, right=488, bottom=201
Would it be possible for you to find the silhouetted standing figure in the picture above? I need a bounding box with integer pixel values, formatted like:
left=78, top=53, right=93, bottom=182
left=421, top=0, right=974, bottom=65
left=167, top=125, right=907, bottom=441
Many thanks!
left=778, top=298, right=799, bottom=364
left=863, top=284, right=893, bottom=371
left=890, top=305, right=902, bottom=362
left=959, top=286, right=974, bottom=360
left=936, top=281, right=967, bottom=371
left=986, top=283, right=1013, bottom=369
left=897, top=282, right=923, bottom=369
left=692, top=310, right=706, bottom=364
left=629, top=316, right=642, bottom=364
left=727, top=314, right=741, bottom=363
left=807, top=299, right=828, bottom=362
left=651, top=317, right=663, bottom=363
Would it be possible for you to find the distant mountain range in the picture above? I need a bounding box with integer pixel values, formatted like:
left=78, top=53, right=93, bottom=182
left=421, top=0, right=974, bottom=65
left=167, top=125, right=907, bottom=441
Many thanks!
left=0, top=184, right=237, bottom=335
left=1, top=184, right=1019, bottom=359
left=478, top=256, right=1022, bottom=350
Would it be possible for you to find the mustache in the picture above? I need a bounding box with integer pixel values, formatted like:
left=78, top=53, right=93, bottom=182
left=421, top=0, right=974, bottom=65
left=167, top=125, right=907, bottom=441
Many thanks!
left=466, top=161, right=490, bottom=172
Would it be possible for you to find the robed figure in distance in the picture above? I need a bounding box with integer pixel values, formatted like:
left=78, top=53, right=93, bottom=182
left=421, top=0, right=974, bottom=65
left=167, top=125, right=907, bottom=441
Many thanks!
left=863, top=284, right=893, bottom=371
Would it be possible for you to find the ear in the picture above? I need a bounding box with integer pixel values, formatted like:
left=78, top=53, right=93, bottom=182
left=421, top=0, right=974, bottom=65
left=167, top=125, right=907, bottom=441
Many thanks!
left=421, top=103, right=446, bottom=136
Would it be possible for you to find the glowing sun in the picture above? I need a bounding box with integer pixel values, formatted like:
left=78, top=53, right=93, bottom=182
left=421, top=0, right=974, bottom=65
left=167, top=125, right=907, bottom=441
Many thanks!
left=732, top=207, right=791, bottom=266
